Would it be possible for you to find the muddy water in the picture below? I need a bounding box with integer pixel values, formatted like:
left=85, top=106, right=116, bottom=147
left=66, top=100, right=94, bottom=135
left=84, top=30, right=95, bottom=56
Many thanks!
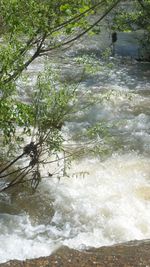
left=0, top=52, right=150, bottom=263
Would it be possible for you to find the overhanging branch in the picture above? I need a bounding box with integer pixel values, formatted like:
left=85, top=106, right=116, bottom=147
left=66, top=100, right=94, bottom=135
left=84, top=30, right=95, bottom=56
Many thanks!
left=40, top=0, right=122, bottom=55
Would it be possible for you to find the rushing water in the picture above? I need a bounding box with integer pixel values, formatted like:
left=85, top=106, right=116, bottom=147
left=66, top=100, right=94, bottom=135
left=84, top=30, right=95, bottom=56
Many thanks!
left=0, top=50, right=150, bottom=262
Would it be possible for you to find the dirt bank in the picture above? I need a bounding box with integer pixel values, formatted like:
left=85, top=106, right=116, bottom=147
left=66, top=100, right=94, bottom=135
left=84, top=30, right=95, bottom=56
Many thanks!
left=0, top=239, right=150, bottom=267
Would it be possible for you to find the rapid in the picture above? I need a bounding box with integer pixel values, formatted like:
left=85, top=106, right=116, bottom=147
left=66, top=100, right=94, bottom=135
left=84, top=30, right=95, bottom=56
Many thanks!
left=0, top=45, right=150, bottom=262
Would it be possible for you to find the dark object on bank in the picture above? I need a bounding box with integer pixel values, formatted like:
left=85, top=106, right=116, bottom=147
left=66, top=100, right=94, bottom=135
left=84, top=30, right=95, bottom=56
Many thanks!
left=112, top=32, right=117, bottom=43
left=111, top=32, right=117, bottom=56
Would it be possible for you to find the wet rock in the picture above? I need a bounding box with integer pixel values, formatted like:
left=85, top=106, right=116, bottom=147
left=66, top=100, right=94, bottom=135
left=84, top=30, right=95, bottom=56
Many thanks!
left=0, top=239, right=150, bottom=267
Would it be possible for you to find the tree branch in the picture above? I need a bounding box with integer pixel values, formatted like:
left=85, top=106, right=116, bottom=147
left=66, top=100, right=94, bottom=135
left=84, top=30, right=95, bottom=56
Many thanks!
left=40, top=0, right=122, bottom=55
left=3, top=32, right=47, bottom=84
left=49, top=0, right=106, bottom=34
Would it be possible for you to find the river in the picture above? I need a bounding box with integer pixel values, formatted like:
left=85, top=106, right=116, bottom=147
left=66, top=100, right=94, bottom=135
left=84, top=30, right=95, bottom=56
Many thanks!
left=0, top=36, right=150, bottom=263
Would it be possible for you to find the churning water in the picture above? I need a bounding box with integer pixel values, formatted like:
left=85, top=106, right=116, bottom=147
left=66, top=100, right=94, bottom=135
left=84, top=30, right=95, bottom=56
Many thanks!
left=0, top=55, right=150, bottom=263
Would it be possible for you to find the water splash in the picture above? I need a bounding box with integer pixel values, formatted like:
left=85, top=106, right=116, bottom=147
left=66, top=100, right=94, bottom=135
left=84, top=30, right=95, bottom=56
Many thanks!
left=0, top=152, right=150, bottom=263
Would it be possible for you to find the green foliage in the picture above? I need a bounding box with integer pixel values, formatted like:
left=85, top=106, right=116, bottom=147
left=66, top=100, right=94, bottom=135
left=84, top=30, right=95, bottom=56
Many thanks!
left=0, top=64, right=78, bottom=191
left=35, top=68, right=75, bottom=128
left=112, top=1, right=150, bottom=40
left=0, top=0, right=95, bottom=145
left=0, top=98, right=33, bottom=144
left=107, top=0, right=150, bottom=60
left=0, top=0, right=95, bottom=89
left=32, top=66, right=77, bottom=153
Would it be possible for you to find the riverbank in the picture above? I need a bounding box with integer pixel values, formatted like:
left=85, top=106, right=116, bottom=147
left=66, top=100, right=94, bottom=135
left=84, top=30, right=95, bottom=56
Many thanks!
left=1, top=239, right=150, bottom=267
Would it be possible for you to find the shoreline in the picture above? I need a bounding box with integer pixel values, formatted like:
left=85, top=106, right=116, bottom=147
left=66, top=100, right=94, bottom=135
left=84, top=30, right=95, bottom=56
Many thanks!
left=0, top=239, right=150, bottom=267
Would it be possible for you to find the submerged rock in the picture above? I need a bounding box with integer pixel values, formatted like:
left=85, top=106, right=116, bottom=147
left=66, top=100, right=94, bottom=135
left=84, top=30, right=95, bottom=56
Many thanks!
left=0, top=239, right=150, bottom=267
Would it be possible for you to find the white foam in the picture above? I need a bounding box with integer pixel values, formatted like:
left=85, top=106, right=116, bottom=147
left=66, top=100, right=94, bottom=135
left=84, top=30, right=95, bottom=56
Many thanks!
left=46, top=153, right=150, bottom=249
left=0, top=214, right=60, bottom=263
left=0, top=155, right=150, bottom=262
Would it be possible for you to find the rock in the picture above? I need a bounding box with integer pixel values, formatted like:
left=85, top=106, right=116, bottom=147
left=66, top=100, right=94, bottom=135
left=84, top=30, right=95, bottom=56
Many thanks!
left=0, top=239, right=150, bottom=267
